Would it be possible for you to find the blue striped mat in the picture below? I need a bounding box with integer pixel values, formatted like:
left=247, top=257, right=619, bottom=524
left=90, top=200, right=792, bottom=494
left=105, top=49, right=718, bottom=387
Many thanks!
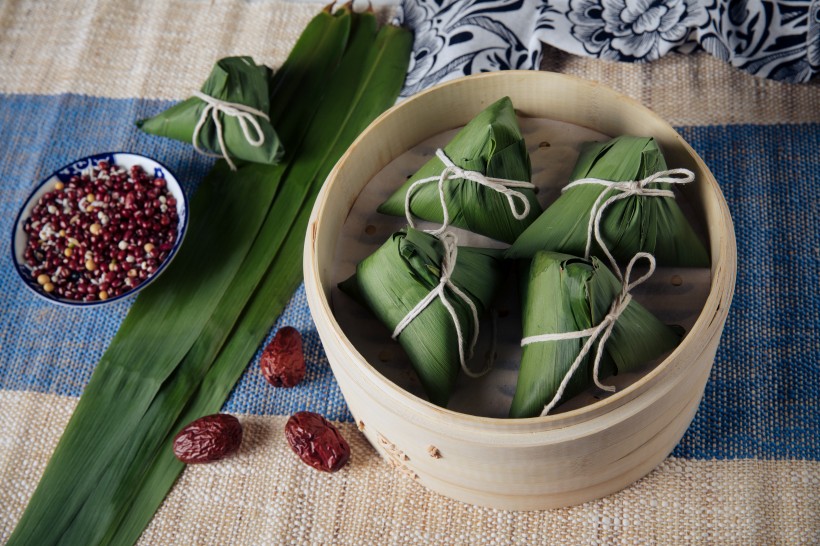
left=1, top=93, right=817, bottom=460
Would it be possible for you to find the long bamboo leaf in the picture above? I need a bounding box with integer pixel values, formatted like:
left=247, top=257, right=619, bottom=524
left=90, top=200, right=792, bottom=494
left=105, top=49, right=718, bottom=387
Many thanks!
left=100, top=18, right=411, bottom=546
left=59, top=11, right=355, bottom=546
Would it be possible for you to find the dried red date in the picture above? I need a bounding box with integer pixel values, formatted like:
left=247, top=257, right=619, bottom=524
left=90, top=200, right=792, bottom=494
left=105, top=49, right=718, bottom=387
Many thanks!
left=260, top=326, right=305, bottom=387
left=173, top=414, right=243, bottom=464
left=285, top=411, right=350, bottom=472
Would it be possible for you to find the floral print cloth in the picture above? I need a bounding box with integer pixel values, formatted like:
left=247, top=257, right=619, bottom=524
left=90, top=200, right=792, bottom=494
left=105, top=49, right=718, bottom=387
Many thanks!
left=397, top=0, right=820, bottom=96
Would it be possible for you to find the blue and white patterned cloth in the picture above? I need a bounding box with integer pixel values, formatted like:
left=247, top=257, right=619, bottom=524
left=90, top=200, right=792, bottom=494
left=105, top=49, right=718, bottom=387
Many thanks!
left=398, top=0, right=820, bottom=96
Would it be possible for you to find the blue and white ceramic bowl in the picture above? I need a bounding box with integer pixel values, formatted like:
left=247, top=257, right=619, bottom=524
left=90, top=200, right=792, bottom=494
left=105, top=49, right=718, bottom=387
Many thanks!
left=12, top=152, right=189, bottom=307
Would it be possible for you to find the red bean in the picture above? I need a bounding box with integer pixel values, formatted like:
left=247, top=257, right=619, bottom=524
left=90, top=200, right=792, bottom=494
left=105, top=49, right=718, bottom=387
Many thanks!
left=22, top=163, right=179, bottom=302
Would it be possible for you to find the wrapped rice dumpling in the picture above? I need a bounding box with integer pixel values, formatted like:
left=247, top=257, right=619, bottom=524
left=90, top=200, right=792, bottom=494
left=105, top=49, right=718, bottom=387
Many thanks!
left=510, top=251, right=681, bottom=418
left=137, top=56, right=283, bottom=169
left=339, top=228, right=505, bottom=406
left=377, top=97, right=540, bottom=243
left=506, top=136, right=709, bottom=267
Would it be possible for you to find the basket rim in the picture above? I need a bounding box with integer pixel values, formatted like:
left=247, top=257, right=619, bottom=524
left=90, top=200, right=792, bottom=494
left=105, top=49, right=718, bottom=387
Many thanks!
left=305, top=70, right=737, bottom=430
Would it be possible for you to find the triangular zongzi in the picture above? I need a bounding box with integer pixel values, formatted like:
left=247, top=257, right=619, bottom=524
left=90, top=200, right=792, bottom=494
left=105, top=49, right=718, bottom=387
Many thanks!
left=339, top=228, right=505, bottom=406
left=377, top=97, right=539, bottom=243
left=137, top=56, right=283, bottom=169
left=506, top=136, right=709, bottom=267
left=510, top=250, right=681, bottom=418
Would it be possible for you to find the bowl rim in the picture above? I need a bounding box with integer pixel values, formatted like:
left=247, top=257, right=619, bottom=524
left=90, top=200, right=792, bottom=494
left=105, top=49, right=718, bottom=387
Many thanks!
left=305, top=70, right=737, bottom=428
left=11, top=151, right=189, bottom=308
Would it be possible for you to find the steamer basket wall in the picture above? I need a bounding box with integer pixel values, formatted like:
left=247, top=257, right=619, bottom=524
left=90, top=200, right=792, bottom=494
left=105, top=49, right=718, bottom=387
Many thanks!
left=304, top=71, right=736, bottom=510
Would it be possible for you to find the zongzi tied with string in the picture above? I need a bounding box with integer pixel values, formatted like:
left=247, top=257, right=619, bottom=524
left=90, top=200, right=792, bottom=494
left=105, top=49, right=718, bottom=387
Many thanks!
left=377, top=97, right=539, bottom=243
left=506, top=136, right=709, bottom=266
left=510, top=250, right=681, bottom=418
left=339, top=228, right=505, bottom=406
left=137, top=56, right=283, bottom=170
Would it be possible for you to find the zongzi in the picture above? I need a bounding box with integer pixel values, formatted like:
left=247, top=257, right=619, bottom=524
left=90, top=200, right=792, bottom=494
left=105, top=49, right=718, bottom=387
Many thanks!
left=506, top=136, right=709, bottom=269
left=137, top=56, right=283, bottom=170
left=339, top=228, right=505, bottom=406
left=510, top=250, right=681, bottom=418
left=377, top=97, right=539, bottom=243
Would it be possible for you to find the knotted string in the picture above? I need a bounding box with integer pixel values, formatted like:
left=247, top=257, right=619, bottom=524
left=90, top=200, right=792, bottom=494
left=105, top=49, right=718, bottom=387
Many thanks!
left=563, top=168, right=694, bottom=280
left=191, top=91, right=270, bottom=171
left=521, top=252, right=657, bottom=416
left=405, top=149, right=535, bottom=236
left=391, top=231, right=488, bottom=378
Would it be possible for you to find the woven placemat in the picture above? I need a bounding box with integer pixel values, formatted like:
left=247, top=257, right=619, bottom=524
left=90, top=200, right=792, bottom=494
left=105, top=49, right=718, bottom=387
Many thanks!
left=2, top=391, right=817, bottom=545
left=0, top=0, right=818, bottom=543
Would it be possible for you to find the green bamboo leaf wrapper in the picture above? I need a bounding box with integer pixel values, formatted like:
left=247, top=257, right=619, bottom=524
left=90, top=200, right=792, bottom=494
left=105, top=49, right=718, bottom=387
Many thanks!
left=340, top=228, right=505, bottom=406
left=510, top=251, right=681, bottom=418
left=137, top=56, right=283, bottom=166
left=506, top=136, right=710, bottom=266
left=377, top=96, right=539, bottom=243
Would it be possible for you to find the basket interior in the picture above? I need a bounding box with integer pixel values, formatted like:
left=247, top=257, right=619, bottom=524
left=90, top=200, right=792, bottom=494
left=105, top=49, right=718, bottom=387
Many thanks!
left=328, top=115, right=712, bottom=418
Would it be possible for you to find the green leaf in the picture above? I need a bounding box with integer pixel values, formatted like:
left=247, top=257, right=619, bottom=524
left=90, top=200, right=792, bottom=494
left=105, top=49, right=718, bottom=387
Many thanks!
left=377, top=96, right=539, bottom=243
left=505, top=136, right=710, bottom=267
left=340, top=228, right=505, bottom=406
left=509, top=251, right=680, bottom=418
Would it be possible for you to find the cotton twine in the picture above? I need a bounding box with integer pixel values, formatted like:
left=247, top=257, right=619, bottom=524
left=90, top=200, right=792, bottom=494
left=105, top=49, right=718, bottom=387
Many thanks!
left=191, top=91, right=270, bottom=171
left=404, top=148, right=535, bottom=235
left=564, top=168, right=695, bottom=279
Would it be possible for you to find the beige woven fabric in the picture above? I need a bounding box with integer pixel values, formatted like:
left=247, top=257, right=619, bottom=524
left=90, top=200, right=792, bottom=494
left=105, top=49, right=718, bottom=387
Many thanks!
left=537, top=45, right=820, bottom=127
left=1, top=391, right=818, bottom=545
left=0, top=0, right=818, bottom=126
left=0, top=0, right=389, bottom=102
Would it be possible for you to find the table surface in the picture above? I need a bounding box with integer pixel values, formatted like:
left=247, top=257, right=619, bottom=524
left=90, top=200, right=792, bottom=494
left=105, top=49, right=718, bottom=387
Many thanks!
left=1, top=0, right=818, bottom=544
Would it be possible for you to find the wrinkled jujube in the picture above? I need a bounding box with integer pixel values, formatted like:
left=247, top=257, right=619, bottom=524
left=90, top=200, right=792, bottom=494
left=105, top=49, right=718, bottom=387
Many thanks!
left=173, top=414, right=243, bottom=464
left=285, top=411, right=350, bottom=472
left=260, top=326, right=305, bottom=387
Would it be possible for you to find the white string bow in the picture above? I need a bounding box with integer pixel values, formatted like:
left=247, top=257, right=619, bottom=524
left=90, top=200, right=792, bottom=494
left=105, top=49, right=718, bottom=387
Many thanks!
left=191, top=91, right=270, bottom=171
left=404, top=149, right=535, bottom=235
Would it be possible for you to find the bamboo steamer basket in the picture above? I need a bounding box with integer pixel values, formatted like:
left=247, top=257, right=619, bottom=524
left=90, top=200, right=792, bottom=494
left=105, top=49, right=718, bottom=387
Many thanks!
left=304, top=71, right=736, bottom=510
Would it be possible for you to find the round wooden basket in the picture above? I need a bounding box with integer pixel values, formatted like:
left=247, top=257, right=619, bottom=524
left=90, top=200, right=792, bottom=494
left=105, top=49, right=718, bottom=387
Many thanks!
left=304, top=71, right=736, bottom=510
